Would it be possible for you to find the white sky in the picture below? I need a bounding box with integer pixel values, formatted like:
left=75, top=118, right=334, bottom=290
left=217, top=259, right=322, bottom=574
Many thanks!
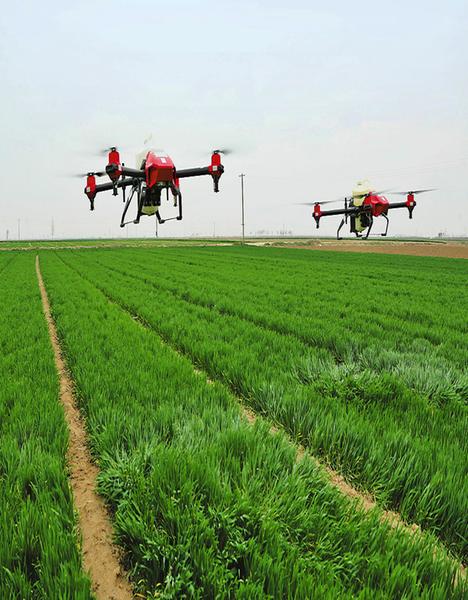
left=0, top=0, right=467, bottom=239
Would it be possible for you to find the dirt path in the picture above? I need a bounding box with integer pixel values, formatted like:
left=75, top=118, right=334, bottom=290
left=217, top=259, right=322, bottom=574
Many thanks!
left=266, top=239, right=468, bottom=259
left=0, top=241, right=233, bottom=252
left=35, top=256, right=133, bottom=600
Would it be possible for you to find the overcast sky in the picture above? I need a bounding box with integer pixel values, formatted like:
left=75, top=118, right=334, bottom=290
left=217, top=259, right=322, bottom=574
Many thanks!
left=0, top=0, right=467, bottom=239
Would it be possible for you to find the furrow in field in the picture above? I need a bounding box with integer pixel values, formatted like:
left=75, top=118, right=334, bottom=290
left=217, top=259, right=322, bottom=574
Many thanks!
left=56, top=251, right=468, bottom=562
left=39, top=251, right=467, bottom=597
left=0, top=254, right=92, bottom=598
left=35, top=256, right=133, bottom=600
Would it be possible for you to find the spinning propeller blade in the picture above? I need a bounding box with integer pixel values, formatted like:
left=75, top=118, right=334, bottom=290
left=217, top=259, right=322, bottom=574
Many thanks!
left=390, top=188, right=437, bottom=195
left=299, top=189, right=394, bottom=207
left=71, top=171, right=106, bottom=178
left=97, top=146, right=119, bottom=156
left=213, top=148, right=234, bottom=155
left=296, top=198, right=349, bottom=206
left=373, top=188, right=394, bottom=195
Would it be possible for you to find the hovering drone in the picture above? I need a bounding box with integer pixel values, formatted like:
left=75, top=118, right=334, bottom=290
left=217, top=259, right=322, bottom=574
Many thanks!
left=300, top=180, right=435, bottom=239
left=82, top=147, right=225, bottom=227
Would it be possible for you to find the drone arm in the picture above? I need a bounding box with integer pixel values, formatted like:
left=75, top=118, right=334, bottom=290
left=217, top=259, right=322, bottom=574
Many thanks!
left=93, top=177, right=141, bottom=195
left=387, top=199, right=416, bottom=219
left=176, top=154, right=224, bottom=192
left=106, top=164, right=145, bottom=179
left=175, top=166, right=212, bottom=179
left=387, top=201, right=408, bottom=210
left=319, top=207, right=359, bottom=218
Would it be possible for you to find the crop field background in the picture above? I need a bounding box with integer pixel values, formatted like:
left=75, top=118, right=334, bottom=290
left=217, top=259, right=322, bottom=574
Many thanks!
left=1, top=245, right=467, bottom=598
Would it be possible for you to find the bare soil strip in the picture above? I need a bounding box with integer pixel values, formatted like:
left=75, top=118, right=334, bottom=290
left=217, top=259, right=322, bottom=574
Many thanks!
left=268, top=239, right=468, bottom=259
left=3, top=238, right=467, bottom=257
left=35, top=256, right=133, bottom=600
left=0, top=241, right=233, bottom=252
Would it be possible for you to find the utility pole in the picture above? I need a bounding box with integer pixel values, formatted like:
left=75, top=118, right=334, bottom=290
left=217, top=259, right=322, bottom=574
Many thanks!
left=51, top=218, right=54, bottom=240
left=6, top=229, right=9, bottom=241
left=239, top=173, right=246, bottom=244
left=17, top=219, right=20, bottom=241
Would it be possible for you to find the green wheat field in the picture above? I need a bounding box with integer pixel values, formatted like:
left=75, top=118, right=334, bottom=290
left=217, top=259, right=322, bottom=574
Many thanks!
left=1, top=245, right=467, bottom=598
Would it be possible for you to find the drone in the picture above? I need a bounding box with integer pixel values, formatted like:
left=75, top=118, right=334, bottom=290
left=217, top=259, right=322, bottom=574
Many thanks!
left=82, top=147, right=225, bottom=227
left=301, top=180, right=435, bottom=239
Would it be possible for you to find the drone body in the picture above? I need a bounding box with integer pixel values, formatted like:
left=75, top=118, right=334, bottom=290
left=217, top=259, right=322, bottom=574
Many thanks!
left=306, top=180, right=434, bottom=239
left=84, top=147, right=224, bottom=227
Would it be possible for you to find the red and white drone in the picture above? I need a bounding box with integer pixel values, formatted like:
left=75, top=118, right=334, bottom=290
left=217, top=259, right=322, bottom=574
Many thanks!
left=300, top=180, right=436, bottom=239
left=82, top=147, right=225, bottom=227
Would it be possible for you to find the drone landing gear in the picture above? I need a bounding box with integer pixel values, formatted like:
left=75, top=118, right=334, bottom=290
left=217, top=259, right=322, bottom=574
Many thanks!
left=380, top=213, right=389, bottom=236
left=133, top=190, right=144, bottom=224
left=118, top=181, right=183, bottom=227
left=120, top=183, right=139, bottom=227
left=364, top=216, right=374, bottom=239
left=336, top=218, right=345, bottom=240
left=171, top=182, right=183, bottom=221
left=156, top=187, right=183, bottom=223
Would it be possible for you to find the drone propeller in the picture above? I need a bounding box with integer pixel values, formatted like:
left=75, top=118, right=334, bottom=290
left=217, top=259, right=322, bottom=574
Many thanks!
left=97, top=146, right=119, bottom=156
left=213, top=148, right=234, bottom=155
left=373, top=188, right=394, bottom=195
left=72, top=170, right=107, bottom=178
left=296, top=187, right=396, bottom=207
left=297, top=193, right=356, bottom=206
left=296, top=199, right=344, bottom=206
left=390, top=188, right=437, bottom=196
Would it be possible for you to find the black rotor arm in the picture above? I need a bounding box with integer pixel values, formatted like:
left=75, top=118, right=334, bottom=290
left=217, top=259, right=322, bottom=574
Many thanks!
left=318, top=206, right=360, bottom=218
left=107, top=162, right=224, bottom=187
left=106, top=164, right=145, bottom=179
left=93, top=177, right=141, bottom=195
left=387, top=201, right=411, bottom=210
left=387, top=200, right=416, bottom=218
left=175, top=164, right=224, bottom=192
left=175, top=166, right=212, bottom=179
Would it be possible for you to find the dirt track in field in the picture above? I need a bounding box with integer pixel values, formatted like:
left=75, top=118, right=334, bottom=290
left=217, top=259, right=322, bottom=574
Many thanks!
left=267, top=240, right=468, bottom=259
left=35, top=256, right=133, bottom=600
left=2, top=238, right=467, bottom=258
